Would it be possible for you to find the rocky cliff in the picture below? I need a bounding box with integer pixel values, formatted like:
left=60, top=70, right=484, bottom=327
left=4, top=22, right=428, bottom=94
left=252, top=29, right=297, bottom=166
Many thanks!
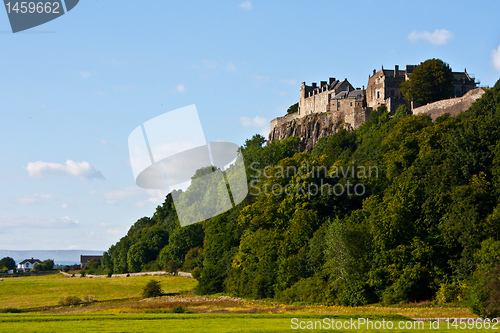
left=267, top=112, right=353, bottom=151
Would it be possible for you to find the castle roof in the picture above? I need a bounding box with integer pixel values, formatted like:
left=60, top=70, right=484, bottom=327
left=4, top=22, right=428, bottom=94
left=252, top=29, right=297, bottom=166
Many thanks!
left=332, top=89, right=365, bottom=100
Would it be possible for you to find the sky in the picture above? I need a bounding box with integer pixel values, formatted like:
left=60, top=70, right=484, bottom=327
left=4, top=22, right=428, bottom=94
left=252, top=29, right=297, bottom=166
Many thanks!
left=1, top=0, right=500, bottom=251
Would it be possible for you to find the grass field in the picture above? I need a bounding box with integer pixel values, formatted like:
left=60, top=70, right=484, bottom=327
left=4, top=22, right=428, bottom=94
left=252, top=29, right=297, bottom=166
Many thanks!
left=0, top=274, right=492, bottom=332
left=0, top=273, right=196, bottom=309
left=0, top=313, right=495, bottom=333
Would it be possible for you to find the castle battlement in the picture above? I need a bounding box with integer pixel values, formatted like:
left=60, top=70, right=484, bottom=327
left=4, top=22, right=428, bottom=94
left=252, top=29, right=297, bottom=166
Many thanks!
left=269, top=64, right=479, bottom=141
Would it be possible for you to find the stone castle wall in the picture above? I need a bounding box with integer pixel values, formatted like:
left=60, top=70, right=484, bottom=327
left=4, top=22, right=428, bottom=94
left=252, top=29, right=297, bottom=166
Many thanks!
left=412, top=88, right=485, bottom=120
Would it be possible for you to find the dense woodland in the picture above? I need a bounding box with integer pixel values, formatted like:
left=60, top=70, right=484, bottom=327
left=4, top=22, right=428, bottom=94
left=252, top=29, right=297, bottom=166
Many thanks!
left=101, top=80, right=500, bottom=318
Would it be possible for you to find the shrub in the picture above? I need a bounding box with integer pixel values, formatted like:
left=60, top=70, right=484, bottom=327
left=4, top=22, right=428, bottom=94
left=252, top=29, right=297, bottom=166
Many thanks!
left=142, top=279, right=162, bottom=298
left=83, top=295, right=95, bottom=303
left=171, top=305, right=185, bottom=313
left=80, top=270, right=85, bottom=277
left=59, top=296, right=82, bottom=306
left=436, top=281, right=465, bottom=304
left=278, top=276, right=331, bottom=304
left=191, top=267, right=201, bottom=280
left=0, top=308, right=21, bottom=313
left=107, top=270, right=113, bottom=278
left=471, top=264, right=500, bottom=318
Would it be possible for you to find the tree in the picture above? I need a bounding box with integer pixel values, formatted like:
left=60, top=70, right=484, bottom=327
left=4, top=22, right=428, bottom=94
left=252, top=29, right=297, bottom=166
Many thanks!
left=401, top=58, right=454, bottom=105
left=0, top=257, right=15, bottom=271
left=165, top=260, right=179, bottom=276
left=287, top=103, right=298, bottom=114
left=142, top=279, right=162, bottom=298
left=33, top=259, right=54, bottom=271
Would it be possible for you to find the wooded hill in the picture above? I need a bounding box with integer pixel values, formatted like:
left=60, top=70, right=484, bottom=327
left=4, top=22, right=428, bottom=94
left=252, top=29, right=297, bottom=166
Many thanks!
left=102, top=80, right=500, bottom=318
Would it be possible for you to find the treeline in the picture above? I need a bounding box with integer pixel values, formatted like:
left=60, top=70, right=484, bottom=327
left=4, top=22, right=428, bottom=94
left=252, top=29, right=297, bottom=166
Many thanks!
left=102, top=81, right=500, bottom=318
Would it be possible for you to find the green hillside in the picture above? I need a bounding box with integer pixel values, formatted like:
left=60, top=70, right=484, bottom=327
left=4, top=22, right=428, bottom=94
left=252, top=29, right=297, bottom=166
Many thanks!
left=102, top=81, right=500, bottom=318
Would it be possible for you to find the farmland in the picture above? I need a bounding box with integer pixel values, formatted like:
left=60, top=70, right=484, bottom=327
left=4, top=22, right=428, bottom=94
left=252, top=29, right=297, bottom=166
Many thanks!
left=0, top=273, right=490, bottom=332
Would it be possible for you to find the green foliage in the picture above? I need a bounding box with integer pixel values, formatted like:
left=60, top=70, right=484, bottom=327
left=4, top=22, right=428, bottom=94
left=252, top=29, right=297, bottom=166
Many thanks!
left=286, top=103, right=298, bottom=114
left=142, top=279, right=163, bottom=298
left=191, top=266, right=202, bottom=280
left=183, top=247, right=204, bottom=271
left=34, top=259, right=54, bottom=272
left=0, top=257, right=15, bottom=271
left=436, top=281, right=465, bottom=304
left=165, top=260, right=179, bottom=276
left=102, top=79, right=500, bottom=307
left=277, top=276, right=330, bottom=304
left=171, top=305, right=186, bottom=313
left=401, top=58, right=454, bottom=105
left=0, top=308, right=21, bottom=313
left=58, top=296, right=82, bottom=306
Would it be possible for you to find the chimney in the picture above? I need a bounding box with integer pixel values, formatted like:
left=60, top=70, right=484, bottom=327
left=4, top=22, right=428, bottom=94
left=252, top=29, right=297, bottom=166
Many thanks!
left=373, top=69, right=376, bottom=75
left=395, top=65, right=399, bottom=76
left=320, top=81, right=327, bottom=87
left=329, top=77, right=335, bottom=85
left=312, top=82, right=317, bottom=88
left=362, top=85, right=365, bottom=90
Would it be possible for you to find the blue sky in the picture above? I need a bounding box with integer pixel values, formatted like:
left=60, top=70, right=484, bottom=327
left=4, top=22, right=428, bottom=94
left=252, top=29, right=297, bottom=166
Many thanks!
left=1, top=0, right=500, bottom=251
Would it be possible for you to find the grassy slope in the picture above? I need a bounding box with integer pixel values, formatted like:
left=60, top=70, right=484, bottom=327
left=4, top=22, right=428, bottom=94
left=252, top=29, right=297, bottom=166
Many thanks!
left=0, top=273, right=197, bottom=309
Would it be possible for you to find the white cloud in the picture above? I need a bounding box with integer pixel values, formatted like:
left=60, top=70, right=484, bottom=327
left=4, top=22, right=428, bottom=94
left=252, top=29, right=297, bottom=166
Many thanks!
left=106, top=229, right=123, bottom=235
left=13, top=194, right=57, bottom=205
left=135, top=189, right=169, bottom=207
left=79, top=71, right=91, bottom=78
left=408, top=29, right=453, bottom=45
left=280, top=79, right=296, bottom=85
left=176, top=84, right=186, bottom=93
left=492, top=45, right=500, bottom=71
left=62, top=203, right=68, bottom=209
left=226, top=63, right=237, bottom=72
left=239, top=1, right=252, bottom=10
left=95, top=140, right=108, bottom=147
left=240, top=116, right=268, bottom=128
left=0, top=215, right=79, bottom=230
left=240, top=116, right=269, bottom=137
left=93, top=91, right=106, bottom=96
left=25, top=160, right=104, bottom=180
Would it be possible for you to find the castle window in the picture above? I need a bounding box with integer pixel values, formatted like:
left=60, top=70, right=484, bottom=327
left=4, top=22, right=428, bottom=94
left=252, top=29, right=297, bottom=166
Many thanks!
left=376, top=91, right=380, bottom=99
left=350, top=102, right=352, bottom=107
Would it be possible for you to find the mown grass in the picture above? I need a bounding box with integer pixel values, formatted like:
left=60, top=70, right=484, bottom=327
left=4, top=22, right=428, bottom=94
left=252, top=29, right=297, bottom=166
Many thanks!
left=0, top=313, right=491, bottom=333
left=0, top=273, right=196, bottom=309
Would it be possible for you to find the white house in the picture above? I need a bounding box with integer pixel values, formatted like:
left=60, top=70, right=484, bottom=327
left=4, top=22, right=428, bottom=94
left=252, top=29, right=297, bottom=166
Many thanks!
left=17, top=258, right=42, bottom=272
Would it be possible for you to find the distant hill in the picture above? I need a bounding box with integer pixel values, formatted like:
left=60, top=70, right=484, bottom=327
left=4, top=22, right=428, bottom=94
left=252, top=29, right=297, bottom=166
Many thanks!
left=0, top=250, right=104, bottom=265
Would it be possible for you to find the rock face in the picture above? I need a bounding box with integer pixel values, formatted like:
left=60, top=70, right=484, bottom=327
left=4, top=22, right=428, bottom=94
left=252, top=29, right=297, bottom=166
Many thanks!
left=412, top=88, right=485, bottom=120
left=267, top=112, right=353, bottom=151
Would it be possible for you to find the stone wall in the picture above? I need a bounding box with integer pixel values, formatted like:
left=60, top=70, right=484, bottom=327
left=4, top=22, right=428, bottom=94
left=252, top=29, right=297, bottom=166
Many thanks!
left=412, top=88, right=485, bottom=120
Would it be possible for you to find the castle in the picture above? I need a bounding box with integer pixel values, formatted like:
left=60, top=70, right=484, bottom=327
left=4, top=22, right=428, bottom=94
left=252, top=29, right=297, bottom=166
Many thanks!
left=270, top=64, right=478, bottom=134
